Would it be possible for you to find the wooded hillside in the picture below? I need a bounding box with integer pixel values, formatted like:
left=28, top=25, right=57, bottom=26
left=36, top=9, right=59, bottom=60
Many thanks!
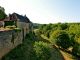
left=38, top=23, right=80, bottom=57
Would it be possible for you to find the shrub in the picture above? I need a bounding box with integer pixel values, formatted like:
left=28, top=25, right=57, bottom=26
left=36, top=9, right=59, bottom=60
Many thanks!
left=5, top=25, right=16, bottom=29
left=5, top=26, right=21, bottom=32
left=4, top=21, right=14, bottom=27
left=33, top=41, right=51, bottom=60
left=14, top=28, right=21, bottom=32
left=50, top=30, right=71, bottom=49
left=33, top=29, right=40, bottom=35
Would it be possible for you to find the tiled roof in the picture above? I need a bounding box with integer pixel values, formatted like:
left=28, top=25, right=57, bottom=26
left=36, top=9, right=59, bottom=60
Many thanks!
left=13, top=13, right=30, bottom=23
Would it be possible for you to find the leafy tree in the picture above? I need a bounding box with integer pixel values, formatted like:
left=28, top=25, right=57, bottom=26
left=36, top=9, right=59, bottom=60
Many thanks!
left=0, top=7, right=7, bottom=21
left=33, top=41, right=51, bottom=60
left=38, top=22, right=80, bottom=55
left=45, top=30, right=50, bottom=38
left=33, top=29, right=40, bottom=35
left=58, top=23, right=68, bottom=30
left=0, top=6, right=5, bottom=12
left=38, top=24, right=46, bottom=34
left=68, top=32, right=75, bottom=46
left=72, top=37, right=80, bottom=56
left=50, top=30, right=71, bottom=49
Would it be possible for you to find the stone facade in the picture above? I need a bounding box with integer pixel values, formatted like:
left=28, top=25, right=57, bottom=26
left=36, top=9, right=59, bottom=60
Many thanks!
left=0, top=30, right=23, bottom=59
left=0, top=21, right=4, bottom=28
left=17, top=21, right=30, bottom=34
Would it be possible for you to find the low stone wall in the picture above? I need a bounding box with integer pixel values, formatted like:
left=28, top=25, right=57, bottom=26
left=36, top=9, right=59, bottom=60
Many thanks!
left=0, top=30, right=23, bottom=59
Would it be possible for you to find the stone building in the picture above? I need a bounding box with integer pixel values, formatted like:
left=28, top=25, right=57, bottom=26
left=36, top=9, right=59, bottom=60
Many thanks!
left=8, top=13, right=33, bottom=34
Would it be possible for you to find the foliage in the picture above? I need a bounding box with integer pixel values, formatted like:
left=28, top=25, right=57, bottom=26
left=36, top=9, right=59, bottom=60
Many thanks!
left=5, top=25, right=21, bottom=32
left=38, top=24, right=44, bottom=34
left=50, top=30, right=71, bottom=49
left=14, top=28, right=21, bottom=32
left=33, top=41, right=51, bottom=60
left=57, top=23, right=68, bottom=30
left=72, top=37, right=80, bottom=56
left=1, top=44, right=26, bottom=60
left=4, top=21, right=14, bottom=27
left=33, top=29, right=40, bottom=35
left=0, top=6, right=5, bottom=12
left=0, top=8, right=7, bottom=21
left=67, top=32, right=75, bottom=46
left=38, top=22, right=80, bottom=56
left=5, top=25, right=16, bottom=29
left=11, top=33, right=14, bottom=43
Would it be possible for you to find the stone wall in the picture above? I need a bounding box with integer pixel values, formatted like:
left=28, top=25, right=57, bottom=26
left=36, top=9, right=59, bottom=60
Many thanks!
left=0, top=21, right=4, bottom=28
left=0, top=30, right=23, bottom=59
left=17, top=21, right=30, bottom=34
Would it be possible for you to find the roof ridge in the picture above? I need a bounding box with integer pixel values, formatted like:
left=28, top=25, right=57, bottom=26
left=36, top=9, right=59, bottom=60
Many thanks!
left=12, top=13, right=30, bottom=23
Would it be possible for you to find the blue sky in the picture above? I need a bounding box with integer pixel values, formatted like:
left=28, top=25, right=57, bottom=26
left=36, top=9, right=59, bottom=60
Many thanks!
left=0, top=0, right=80, bottom=24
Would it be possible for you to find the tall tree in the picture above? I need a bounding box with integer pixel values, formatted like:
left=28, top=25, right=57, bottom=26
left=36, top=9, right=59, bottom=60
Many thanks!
left=0, top=10, right=7, bottom=21
left=50, top=30, right=71, bottom=49
left=0, top=6, right=5, bottom=12
left=0, top=6, right=7, bottom=21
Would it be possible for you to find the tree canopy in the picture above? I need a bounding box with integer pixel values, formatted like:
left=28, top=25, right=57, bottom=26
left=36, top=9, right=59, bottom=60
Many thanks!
left=0, top=6, right=7, bottom=21
left=50, top=30, right=71, bottom=49
left=38, top=22, right=80, bottom=56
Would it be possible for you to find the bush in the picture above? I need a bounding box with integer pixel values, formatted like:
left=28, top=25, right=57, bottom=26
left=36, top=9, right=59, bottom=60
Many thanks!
left=33, top=29, right=40, bottom=35
left=4, top=21, right=14, bottom=27
left=50, top=30, right=71, bottom=49
left=5, top=25, right=16, bottom=29
left=14, top=28, right=21, bottom=32
left=5, top=26, right=21, bottom=32
left=33, top=41, right=51, bottom=60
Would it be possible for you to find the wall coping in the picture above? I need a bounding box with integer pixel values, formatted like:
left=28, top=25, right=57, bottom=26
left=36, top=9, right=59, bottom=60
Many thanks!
left=0, top=29, right=13, bottom=33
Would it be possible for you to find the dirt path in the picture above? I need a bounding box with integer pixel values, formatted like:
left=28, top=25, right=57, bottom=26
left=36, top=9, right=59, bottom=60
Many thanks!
left=60, top=50, right=73, bottom=60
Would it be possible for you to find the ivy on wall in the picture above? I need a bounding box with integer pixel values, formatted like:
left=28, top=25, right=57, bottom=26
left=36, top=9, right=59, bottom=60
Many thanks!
left=11, top=32, right=14, bottom=44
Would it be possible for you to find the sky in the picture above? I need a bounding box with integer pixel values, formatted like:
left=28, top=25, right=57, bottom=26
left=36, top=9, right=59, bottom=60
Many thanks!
left=0, top=0, right=80, bottom=24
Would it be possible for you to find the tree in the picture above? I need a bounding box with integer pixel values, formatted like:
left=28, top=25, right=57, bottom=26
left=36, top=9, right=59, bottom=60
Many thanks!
left=0, top=6, right=5, bottom=12
left=58, top=23, right=68, bottom=30
left=72, top=37, right=80, bottom=56
left=38, top=24, right=45, bottom=34
left=33, top=41, right=51, bottom=60
left=0, top=8, right=7, bottom=21
left=50, top=30, right=71, bottom=49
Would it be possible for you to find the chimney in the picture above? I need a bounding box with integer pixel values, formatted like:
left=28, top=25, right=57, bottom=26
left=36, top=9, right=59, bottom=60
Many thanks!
left=24, top=14, right=26, bottom=17
left=9, top=14, right=13, bottom=20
